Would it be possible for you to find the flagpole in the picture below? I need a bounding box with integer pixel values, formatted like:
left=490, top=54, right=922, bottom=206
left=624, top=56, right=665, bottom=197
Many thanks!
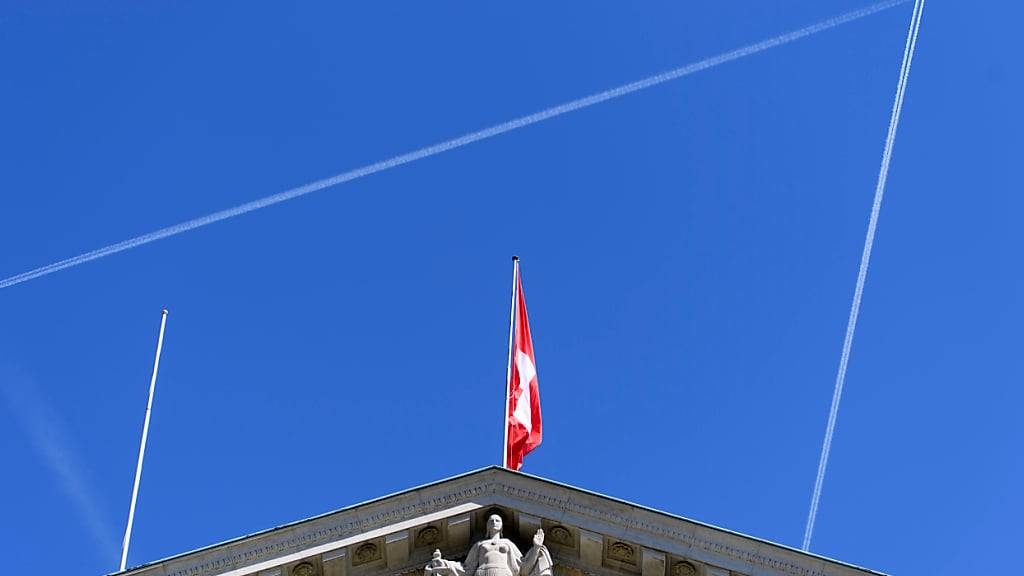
left=502, top=257, right=519, bottom=468
left=119, top=309, right=169, bottom=572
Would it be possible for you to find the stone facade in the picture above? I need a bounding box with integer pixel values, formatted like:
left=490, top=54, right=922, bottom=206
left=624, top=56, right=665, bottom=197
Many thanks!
left=112, top=467, right=883, bottom=576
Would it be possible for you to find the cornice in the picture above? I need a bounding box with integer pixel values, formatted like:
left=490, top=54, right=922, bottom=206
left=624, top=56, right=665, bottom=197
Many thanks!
left=496, top=483, right=827, bottom=576
left=121, top=470, right=875, bottom=576
left=165, top=483, right=493, bottom=576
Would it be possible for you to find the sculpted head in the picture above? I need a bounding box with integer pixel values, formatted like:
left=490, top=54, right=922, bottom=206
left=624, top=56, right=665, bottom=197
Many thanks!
left=486, top=514, right=503, bottom=537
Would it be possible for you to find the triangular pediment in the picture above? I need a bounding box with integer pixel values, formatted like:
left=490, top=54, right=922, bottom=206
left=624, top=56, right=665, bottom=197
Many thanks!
left=115, top=468, right=882, bottom=576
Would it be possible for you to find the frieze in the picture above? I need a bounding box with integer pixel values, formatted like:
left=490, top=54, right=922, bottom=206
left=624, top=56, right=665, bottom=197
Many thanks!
left=416, top=526, right=442, bottom=548
left=671, top=562, right=697, bottom=576
left=548, top=526, right=573, bottom=548
left=606, top=542, right=637, bottom=565
left=496, top=484, right=828, bottom=576
left=166, top=483, right=493, bottom=576
left=352, top=542, right=381, bottom=566
left=159, top=477, right=838, bottom=576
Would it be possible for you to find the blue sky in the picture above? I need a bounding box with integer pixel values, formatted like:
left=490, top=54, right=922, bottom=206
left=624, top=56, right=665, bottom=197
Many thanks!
left=1, top=1, right=1020, bottom=574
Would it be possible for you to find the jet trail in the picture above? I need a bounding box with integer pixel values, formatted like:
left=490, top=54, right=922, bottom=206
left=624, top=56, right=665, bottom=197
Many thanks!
left=802, top=0, right=925, bottom=552
left=0, top=0, right=908, bottom=291
left=0, top=367, right=117, bottom=558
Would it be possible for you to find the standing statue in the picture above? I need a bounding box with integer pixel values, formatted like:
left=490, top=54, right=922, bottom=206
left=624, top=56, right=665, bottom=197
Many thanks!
left=425, top=514, right=553, bottom=576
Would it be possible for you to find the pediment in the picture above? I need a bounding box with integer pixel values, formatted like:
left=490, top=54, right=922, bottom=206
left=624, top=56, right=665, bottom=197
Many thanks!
left=115, top=468, right=881, bottom=576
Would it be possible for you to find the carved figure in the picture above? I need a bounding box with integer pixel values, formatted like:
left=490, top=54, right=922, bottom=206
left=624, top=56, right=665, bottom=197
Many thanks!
left=425, top=515, right=553, bottom=576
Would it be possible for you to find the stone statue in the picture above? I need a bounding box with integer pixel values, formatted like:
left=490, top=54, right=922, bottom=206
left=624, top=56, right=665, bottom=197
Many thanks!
left=425, top=514, right=553, bottom=576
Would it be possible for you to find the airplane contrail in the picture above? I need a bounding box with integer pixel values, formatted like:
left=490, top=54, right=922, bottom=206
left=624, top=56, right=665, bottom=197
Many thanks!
left=0, top=366, right=118, bottom=558
left=802, top=0, right=924, bottom=552
left=0, top=0, right=909, bottom=291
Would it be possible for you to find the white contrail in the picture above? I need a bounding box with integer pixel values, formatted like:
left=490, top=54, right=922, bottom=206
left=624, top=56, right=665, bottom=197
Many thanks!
left=0, top=0, right=909, bottom=291
left=0, top=366, right=118, bottom=558
left=802, top=0, right=924, bottom=552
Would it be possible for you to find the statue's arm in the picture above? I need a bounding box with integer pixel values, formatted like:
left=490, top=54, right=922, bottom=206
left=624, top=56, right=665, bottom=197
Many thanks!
left=521, top=546, right=552, bottom=576
left=520, top=531, right=552, bottom=576
left=508, top=540, right=524, bottom=574
left=521, top=546, right=538, bottom=574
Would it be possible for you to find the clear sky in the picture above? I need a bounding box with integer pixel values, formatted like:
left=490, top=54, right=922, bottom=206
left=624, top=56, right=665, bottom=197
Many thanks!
left=1, top=2, right=1020, bottom=575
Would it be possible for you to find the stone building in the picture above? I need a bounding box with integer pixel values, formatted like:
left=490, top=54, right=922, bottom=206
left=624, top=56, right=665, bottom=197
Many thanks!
left=112, top=467, right=882, bottom=576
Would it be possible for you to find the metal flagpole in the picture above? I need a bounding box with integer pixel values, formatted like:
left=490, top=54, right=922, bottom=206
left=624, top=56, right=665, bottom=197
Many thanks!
left=502, top=257, right=519, bottom=468
left=119, top=309, right=169, bottom=572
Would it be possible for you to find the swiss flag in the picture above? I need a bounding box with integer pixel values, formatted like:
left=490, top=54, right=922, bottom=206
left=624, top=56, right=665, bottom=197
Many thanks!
left=506, top=267, right=542, bottom=470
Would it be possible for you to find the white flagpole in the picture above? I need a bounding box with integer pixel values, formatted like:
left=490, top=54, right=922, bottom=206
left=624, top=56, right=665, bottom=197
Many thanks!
left=119, top=309, right=169, bottom=572
left=502, top=257, right=519, bottom=468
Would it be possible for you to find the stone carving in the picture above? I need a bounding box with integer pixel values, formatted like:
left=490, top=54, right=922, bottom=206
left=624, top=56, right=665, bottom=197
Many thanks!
left=292, top=563, right=317, bottom=576
left=548, top=526, right=572, bottom=547
left=417, top=526, right=442, bottom=547
left=608, top=542, right=636, bottom=564
left=672, top=562, right=697, bottom=576
left=353, top=542, right=381, bottom=565
left=168, top=484, right=493, bottom=576
left=166, top=478, right=827, bottom=576
left=496, top=484, right=824, bottom=576
left=553, top=566, right=588, bottom=576
left=425, top=514, right=553, bottom=576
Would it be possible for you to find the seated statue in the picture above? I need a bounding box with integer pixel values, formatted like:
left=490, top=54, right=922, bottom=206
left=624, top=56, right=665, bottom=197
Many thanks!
left=425, top=514, right=553, bottom=576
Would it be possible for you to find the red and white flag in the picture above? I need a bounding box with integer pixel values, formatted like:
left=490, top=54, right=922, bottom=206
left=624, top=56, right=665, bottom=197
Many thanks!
left=505, top=261, right=542, bottom=470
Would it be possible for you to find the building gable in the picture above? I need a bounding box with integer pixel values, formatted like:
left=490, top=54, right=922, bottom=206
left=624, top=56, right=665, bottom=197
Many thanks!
left=115, top=468, right=882, bottom=576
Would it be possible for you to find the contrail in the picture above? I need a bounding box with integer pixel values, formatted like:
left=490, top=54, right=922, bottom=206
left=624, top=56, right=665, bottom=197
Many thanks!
left=0, top=366, right=118, bottom=558
left=802, top=0, right=924, bottom=552
left=0, top=0, right=908, bottom=291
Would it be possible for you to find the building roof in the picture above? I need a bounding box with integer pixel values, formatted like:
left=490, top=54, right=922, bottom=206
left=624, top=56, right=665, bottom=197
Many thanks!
left=113, top=467, right=885, bottom=576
